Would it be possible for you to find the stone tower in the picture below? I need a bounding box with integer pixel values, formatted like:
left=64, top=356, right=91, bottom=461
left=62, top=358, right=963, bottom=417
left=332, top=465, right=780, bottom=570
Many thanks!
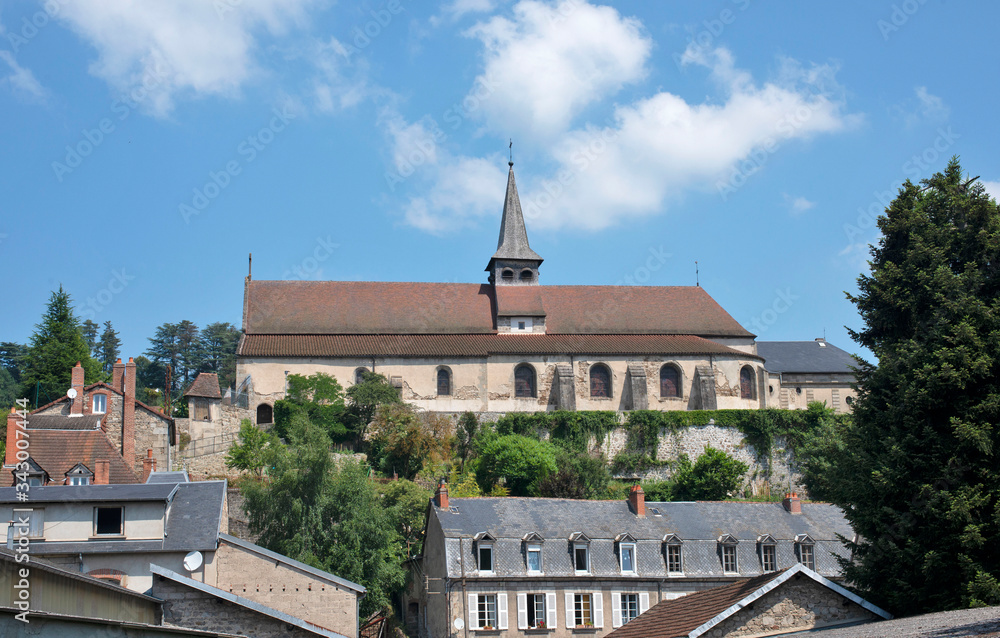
left=486, top=162, right=543, bottom=286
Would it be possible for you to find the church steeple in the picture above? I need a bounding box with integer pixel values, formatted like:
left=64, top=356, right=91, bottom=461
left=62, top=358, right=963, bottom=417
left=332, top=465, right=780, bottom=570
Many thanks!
left=487, top=162, right=543, bottom=285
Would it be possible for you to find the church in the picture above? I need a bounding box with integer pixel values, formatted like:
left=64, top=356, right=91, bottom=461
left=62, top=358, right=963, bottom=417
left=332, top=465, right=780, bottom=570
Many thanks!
left=236, top=162, right=773, bottom=419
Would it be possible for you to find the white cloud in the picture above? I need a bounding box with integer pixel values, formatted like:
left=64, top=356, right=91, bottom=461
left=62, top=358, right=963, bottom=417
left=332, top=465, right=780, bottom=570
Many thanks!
left=784, top=193, right=816, bottom=215
left=53, top=0, right=319, bottom=116
left=0, top=51, right=47, bottom=102
left=891, top=86, right=949, bottom=128
left=464, top=0, right=651, bottom=137
left=433, top=0, right=499, bottom=25
left=983, top=180, right=1000, bottom=202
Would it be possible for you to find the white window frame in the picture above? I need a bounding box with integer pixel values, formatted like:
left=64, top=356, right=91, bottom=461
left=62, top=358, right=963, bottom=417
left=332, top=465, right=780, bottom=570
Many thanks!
left=526, top=543, right=542, bottom=574
left=68, top=476, right=90, bottom=486
left=721, top=543, right=738, bottom=574
left=477, top=543, right=494, bottom=574
left=761, top=543, right=777, bottom=572
left=573, top=543, right=590, bottom=574
left=511, top=317, right=533, bottom=333
left=611, top=592, right=649, bottom=628
left=666, top=543, right=683, bottom=574
left=92, top=393, right=107, bottom=414
left=469, top=593, right=507, bottom=631
left=619, top=542, right=636, bottom=574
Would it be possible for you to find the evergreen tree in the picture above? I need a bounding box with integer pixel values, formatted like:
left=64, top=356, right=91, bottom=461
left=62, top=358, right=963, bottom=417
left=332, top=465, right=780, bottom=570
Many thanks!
left=199, top=322, right=241, bottom=390
left=0, top=342, right=26, bottom=383
left=81, top=319, right=99, bottom=357
left=20, top=287, right=102, bottom=406
left=98, top=321, right=122, bottom=374
left=832, top=158, right=1000, bottom=613
left=175, top=320, right=202, bottom=389
left=146, top=322, right=183, bottom=398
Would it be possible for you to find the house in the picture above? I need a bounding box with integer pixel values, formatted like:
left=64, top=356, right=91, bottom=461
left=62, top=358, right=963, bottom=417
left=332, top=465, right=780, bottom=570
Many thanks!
left=236, top=162, right=770, bottom=421
left=756, top=339, right=858, bottom=413
left=404, top=484, right=853, bottom=638
left=0, top=477, right=366, bottom=637
left=4, top=359, right=175, bottom=484
left=603, top=563, right=891, bottom=638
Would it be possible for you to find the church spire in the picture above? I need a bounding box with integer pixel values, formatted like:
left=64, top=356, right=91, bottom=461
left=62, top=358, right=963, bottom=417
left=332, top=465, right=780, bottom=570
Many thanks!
left=487, top=161, right=542, bottom=285
left=493, top=162, right=542, bottom=261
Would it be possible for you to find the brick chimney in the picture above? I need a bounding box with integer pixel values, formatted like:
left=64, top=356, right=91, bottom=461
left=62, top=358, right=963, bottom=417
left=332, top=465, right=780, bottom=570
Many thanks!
left=112, top=358, right=125, bottom=393
left=783, top=492, right=802, bottom=515
left=5, top=409, right=20, bottom=466
left=94, top=459, right=110, bottom=485
left=434, top=480, right=449, bottom=510
left=628, top=484, right=646, bottom=517
left=141, top=449, right=156, bottom=483
left=123, top=357, right=137, bottom=470
left=70, top=362, right=85, bottom=416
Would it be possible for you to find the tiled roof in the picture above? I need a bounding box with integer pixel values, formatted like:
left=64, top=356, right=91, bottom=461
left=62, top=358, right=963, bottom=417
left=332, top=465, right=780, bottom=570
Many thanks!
left=239, top=333, right=760, bottom=359
left=2, top=430, right=138, bottom=486
left=756, top=340, right=857, bottom=374
left=491, top=164, right=543, bottom=262
left=185, top=372, right=222, bottom=398
left=606, top=570, right=786, bottom=638
left=243, top=281, right=753, bottom=337
left=432, top=498, right=852, bottom=580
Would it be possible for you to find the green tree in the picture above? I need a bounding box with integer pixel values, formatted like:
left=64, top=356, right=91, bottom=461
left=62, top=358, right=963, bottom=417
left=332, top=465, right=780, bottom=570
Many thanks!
left=274, top=372, right=349, bottom=442
left=476, top=434, right=558, bottom=496
left=0, top=342, right=26, bottom=384
left=146, top=322, right=182, bottom=398
left=828, top=159, right=1000, bottom=613
left=456, top=411, right=479, bottom=469
left=367, top=404, right=451, bottom=480
left=81, top=319, right=99, bottom=357
left=98, top=321, right=121, bottom=375
left=346, top=371, right=402, bottom=448
left=199, top=322, right=241, bottom=390
left=242, top=418, right=406, bottom=616
left=378, top=478, right=431, bottom=557
left=175, top=320, right=202, bottom=390
left=670, top=446, right=748, bottom=501
left=20, top=287, right=102, bottom=406
left=133, top=355, right=164, bottom=405
left=537, top=446, right=610, bottom=499
left=226, top=419, right=284, bottom=478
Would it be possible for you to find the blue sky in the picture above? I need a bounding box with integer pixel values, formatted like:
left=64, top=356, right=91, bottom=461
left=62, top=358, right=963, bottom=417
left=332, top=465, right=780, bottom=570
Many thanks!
left=2, top=0, right=998, bottom=361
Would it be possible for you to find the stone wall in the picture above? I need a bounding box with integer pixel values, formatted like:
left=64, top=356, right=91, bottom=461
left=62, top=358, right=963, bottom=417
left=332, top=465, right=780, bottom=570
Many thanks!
left=152, top=575, right=322, bottom=638
left=216, top=538, right=359, bottom=638
left=712, top=575, right=877, bottom=637
left=175, top=403, right=254, bottom=479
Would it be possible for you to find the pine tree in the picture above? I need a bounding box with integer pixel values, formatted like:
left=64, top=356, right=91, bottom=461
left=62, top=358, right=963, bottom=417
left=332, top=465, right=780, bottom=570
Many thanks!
left=199, top=322, right=241, bottom=390
left=98, top=321, right=122, bottom=375
left=146, top=322, right=182, bottom=398
left=832, top=158, right=1000, bottom=613
left=81, top=319, right=99, bottom=357
left=20, top=287, right=102, bottom=406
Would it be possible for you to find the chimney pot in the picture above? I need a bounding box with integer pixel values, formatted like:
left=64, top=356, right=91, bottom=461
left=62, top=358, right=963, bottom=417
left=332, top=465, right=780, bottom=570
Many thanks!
left=628, top=483, right=646, bottom=517
left=70, top=362, right=86, bottom=416
left=783, top=492, right=802, bottom=515
left=435, top=481, right=449, bottom=510
left=123, top=357, right=137, bottom=471
left=141, top=451, right=156, bottom=483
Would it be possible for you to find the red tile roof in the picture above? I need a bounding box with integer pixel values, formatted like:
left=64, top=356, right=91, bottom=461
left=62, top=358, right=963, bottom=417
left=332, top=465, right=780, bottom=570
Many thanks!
left=607, top=570, right=787, bottom=638
left=184, top=372, right=222, bottom=399
left=4, top=429, right=139, bottom=486
left=244, top=281, right=754, bottom=337
left=239, top=333, right=762, bottom=359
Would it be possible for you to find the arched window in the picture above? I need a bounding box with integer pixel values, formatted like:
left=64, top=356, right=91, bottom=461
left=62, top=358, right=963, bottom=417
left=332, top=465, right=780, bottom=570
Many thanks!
left=355, top=368, right=368, bottom=385
left=519, top=269, right=534, bottom=281
left=437, top=368, right=451, bottom=396
left=514, top=364, right=536, bottom=398
left=660, top=365, right=681, bottom=397
left=590, top=364, right=611, bottom=398
left=501, top=268, right=515, bottom=281
left=256, top=403, right=273, bottom=424
left=740, top=366, right=756, bottom=400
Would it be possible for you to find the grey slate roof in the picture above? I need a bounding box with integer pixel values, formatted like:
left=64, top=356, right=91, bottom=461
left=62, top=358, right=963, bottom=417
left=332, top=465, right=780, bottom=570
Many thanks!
left=433, top=498, right=852, bottom=580
left=24, top=414, right=104, bottom=430
left=147, top=470, right=190, bottom=484
left=164, top=481, right=227, bottom=551
left=757, top=340, right=857, bottom=374
left=491, top=163, right=543, bottom=263
left=150, top=564, right=351, bottom=638
left=0, top=483, right=176, bottom=503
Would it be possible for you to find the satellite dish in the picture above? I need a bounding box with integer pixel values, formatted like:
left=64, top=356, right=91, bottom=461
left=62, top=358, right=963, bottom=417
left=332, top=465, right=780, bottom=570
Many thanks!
left=183, top=551, right=203, bottom=571
left=454, top=618, right=465, bottom=630
left=67, top=388, right=77, bottom=399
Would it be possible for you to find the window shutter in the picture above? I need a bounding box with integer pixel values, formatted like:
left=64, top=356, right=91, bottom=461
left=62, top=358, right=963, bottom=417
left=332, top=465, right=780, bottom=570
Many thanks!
left=468, top=594, right=478, bottom=630
left=611, top=592, right=622, bottom=628
left=498, top=593, right=508, bottom=630
left=517, top=594, right=528, bottom=630
left=592, top=592, right=604, bottom=628
left=639, top=592, right=649, bottom=615
left=546, top=592, right=558, bottom=628
left=565, top=593, right=574, bottom=628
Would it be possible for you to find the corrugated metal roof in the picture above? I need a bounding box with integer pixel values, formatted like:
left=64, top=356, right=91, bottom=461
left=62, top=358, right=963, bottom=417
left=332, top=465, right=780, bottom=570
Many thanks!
left=239, top=333, right=760, bottom=359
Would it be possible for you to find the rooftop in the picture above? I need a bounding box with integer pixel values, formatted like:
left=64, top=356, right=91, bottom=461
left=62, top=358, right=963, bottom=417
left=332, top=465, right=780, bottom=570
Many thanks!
left=757, top=340, right=857, bottom=374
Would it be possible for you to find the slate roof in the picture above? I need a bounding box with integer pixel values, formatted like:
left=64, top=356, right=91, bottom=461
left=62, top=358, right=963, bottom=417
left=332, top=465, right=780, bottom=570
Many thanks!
left=23, top=414, right=104, bottom=430
left=605, top=564, right=891, bottom=638
left=184, top=372, right=222, bottom=399
left=0, top=482, right=176, bottom=503
left=242, top=281, right=753, bottom=338
left=3, top=429, right=139, bottom=486
left=757, top=340, right=857, bottom=374
left=146, top=470, right=191, bottom=483
left=491, top=163, right=543, bottom=263
left=239, top=333, right=760, bottom=359
left=432, top=498, right=852, bottom=580
left=164, top=481, right=227, bottom=551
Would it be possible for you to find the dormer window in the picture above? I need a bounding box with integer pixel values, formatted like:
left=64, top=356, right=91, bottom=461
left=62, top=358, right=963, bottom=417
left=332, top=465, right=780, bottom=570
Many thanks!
left=795, top=534, right=815, bottom=570
left=570, top=532, right=591, bottom=574
left=511, top=317, right=533, bottom=333
left=718, top=534, right=739, bottom=574
left=66, top=463, right=94, bottom=486
left=663, top=534, right=683, bottom=574
left=475, top=532, right=496, bottom=573
left=758, top=534, right=777, bottom=572
left=616, top=533, right=637, bottom=574
left=523, top=532, right=543, bottom=574
left=92, top=393, right=107, bottom=414
left=502, top=268, right=515, bottom=281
